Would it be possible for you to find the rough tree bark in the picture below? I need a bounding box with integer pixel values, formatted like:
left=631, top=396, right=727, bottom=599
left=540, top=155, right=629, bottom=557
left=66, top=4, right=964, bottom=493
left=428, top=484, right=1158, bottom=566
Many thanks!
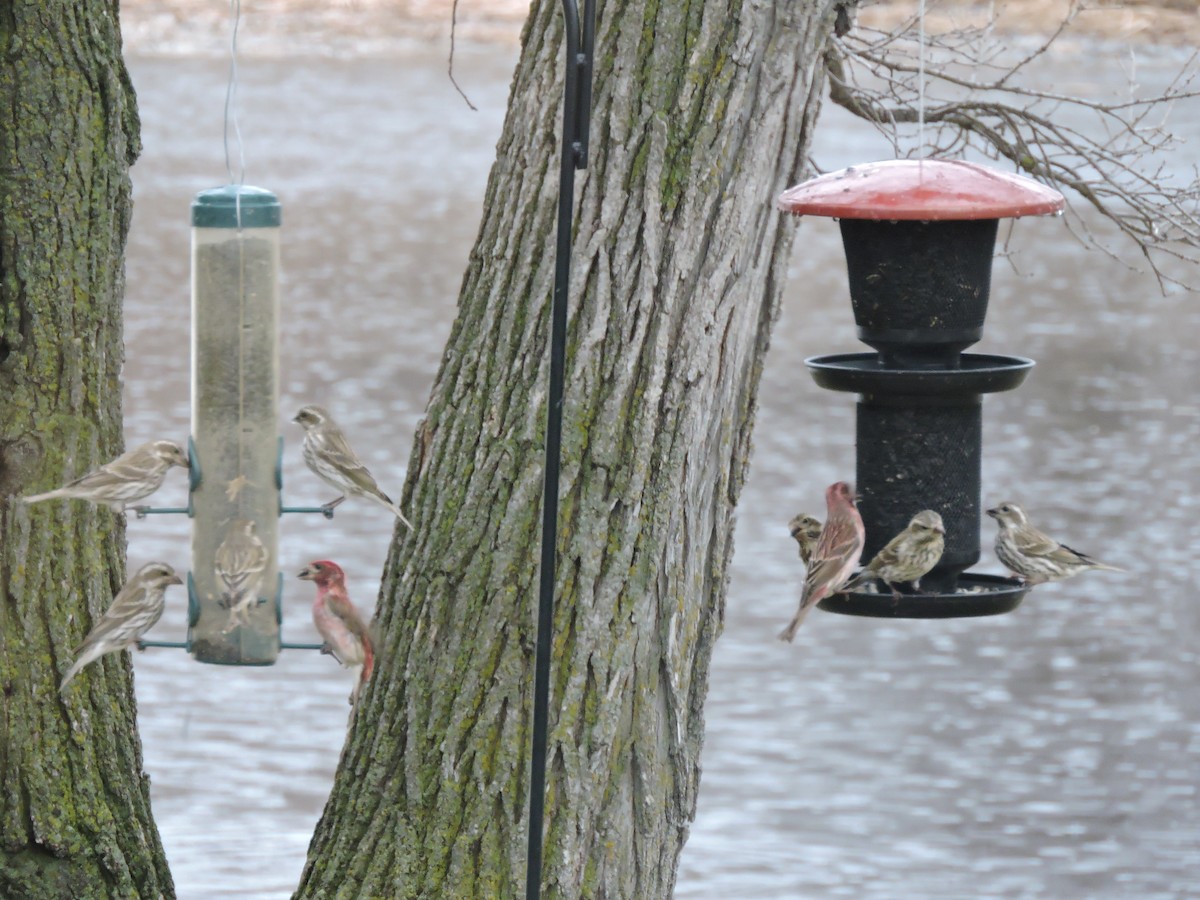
left=0, top=2, right=172, bottom=897
left=297, top=0, right=835, bottom=896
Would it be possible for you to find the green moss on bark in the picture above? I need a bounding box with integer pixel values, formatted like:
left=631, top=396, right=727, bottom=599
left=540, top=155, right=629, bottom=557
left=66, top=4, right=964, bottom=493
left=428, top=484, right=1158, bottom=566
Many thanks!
left=296, top=0, right=832, bottom=897
left=0, top=1, right=171, bottom=897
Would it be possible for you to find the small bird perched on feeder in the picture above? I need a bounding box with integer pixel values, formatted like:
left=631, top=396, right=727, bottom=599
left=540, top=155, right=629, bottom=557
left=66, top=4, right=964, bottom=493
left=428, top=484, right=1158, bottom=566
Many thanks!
left=299, top=560, right=375, bottom=706
left=22, top=439, right=189, bottom=512
left=60, top=562, right=183, bottom=692
left=788, top=513, right=823, bottom=566
left=779, top=482, right=865, bottom=642
left=842, top=509, right=946, bottom=599
left=293, top=405, right=413, bottom=530
left=987, top=501, right=1123, bottom=586
left=215, top=518, right=270, bottom=632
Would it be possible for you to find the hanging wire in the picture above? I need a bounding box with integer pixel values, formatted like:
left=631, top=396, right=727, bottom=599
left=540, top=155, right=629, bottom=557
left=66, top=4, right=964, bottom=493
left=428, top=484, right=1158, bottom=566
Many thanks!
left=917, top=0, right=926, bottom=156
left=220, top=0, right=249, bottom=487
left=223, top=0, right=246, bottom=194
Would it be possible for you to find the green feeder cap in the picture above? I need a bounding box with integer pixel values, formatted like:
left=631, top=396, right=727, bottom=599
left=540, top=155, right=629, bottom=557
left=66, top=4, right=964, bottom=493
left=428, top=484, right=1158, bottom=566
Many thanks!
left=191, top=185, right=282, bottom=228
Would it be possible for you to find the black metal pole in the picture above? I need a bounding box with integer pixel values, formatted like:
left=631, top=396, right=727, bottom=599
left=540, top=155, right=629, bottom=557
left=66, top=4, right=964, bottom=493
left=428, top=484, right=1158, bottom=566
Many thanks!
left=526, top=2, right=594, bottom=898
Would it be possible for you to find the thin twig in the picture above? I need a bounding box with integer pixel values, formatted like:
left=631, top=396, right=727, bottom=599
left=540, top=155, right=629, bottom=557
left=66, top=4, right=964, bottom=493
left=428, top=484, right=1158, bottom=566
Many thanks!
left=823, top=8, right=1200, bottom=292
left=448, top=0, right=479, bottom=112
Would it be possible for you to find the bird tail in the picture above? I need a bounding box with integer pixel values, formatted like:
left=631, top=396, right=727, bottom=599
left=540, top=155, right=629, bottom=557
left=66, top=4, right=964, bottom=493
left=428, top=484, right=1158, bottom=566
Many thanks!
left=1092, top=562, right=1125, bottom=573
left=386, top=499, right=414, bottom=531
left=840, top=573, right=868, bottom=594
left=777, top=604, right=813, bottom=643
left=364, top=490, right=414, bottom=530
left=347, top=643, right=375, bottom=707
left=22, top=489, right=65, bottom=506
left=59, top=645, right=101, bottom=692
left=360, top=637, right=375, bottom=684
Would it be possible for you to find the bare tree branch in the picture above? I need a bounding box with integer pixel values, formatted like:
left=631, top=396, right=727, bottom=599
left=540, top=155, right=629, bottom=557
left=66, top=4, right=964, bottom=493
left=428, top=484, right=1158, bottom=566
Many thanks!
left=823, top=0, right=1200, bottom=292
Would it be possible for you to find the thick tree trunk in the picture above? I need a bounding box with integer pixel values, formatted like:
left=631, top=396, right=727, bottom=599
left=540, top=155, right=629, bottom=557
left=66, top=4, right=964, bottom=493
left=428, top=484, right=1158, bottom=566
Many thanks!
left=298, top=0, right=834, bottom=896
left=0, top=2, right=172, bottom=897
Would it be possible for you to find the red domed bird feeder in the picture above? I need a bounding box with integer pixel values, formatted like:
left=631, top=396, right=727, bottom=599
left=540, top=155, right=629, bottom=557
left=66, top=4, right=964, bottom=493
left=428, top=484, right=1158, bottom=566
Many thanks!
left=778, top=159, right=1064, bottom=617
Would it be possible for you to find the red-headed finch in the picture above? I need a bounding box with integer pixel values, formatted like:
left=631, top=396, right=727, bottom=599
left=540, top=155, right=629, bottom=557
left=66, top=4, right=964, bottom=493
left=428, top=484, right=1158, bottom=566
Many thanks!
left=22, top=440, right=189, bottom=512
left=788, top=513, right=823, bottom=566
left=298, top=560, right=374, bottom=705
left=293, top=405, right=413, bottom=530
left=60, top=562, right=182, bottom=692
left=843, top=509, right=945, bottom=599
left=987, top=501, right=1123, bottom=586
left=779, top=482, right=865, bottom=642
left=215, top=518, right=270, bottom=632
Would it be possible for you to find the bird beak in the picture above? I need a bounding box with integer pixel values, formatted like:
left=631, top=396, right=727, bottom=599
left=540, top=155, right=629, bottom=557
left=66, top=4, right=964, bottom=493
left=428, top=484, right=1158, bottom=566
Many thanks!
left=985, top=507, right=999, bottom=518
left=169, top=574, right=183, bottom=586
left=298, top=567, right=313, bottom=580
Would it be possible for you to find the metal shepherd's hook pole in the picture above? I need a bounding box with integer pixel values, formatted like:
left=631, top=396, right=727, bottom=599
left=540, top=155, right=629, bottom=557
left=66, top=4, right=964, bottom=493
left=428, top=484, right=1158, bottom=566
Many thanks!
left=526, top=1, right=595, bottom=898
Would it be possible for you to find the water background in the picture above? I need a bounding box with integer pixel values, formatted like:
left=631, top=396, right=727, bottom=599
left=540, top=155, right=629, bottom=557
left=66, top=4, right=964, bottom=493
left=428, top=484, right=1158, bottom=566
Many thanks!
left=118, top=32, right=1200, bottom=899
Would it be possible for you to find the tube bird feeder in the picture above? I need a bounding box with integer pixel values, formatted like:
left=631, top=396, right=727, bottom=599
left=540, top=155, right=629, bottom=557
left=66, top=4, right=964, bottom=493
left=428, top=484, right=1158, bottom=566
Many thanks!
left=189, top=185, right=282, bottom=663
left=778, top=160, right=1064, bottom=618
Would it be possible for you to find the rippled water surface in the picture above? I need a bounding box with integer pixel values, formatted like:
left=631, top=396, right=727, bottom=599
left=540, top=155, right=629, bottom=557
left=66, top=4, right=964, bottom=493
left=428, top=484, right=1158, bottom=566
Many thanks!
left=121, top=40, right=1200, bottom=899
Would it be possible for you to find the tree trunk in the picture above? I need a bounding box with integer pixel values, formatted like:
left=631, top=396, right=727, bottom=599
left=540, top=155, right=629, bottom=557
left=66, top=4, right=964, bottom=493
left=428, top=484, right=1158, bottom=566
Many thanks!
left=297, top=0, right=834, bottom=896
left=0, top=2, right=172, bottom=897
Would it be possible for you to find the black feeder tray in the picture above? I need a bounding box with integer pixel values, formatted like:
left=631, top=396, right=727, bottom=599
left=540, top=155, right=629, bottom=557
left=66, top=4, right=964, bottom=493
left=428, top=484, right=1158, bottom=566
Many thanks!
left=777, top=160, right=1065, bottom=618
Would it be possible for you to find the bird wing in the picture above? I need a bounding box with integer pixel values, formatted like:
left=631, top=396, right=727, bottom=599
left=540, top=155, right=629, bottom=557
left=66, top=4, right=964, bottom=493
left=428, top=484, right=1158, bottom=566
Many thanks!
left=55, top=444, right=157, bottom=494
left=326, top=591, right=372, bottom=644
left=99, top=444, right=162, bottom=481
left=803, top=536, right=858, bottom=597
left=76, top=580, right=164, bottom=650
left=1010, top=524, right=1064, bottom=559
left=1049, top=542, right=1121, bottom=570
left=216, top=539, right=269, bottom=595
left=317, top=430, right=385, bottom=495
left=866, top=537, right=902, bottom=574
left=218, top=532, right=267, bottom=572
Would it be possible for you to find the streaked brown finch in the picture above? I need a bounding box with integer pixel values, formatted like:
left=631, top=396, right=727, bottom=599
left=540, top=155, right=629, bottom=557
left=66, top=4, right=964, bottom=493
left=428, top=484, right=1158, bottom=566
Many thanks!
left=779, top=482, right=865, bottom=642
left=987, top=501, right=1123, bottom=586
left=842, top=509, right=945, bottom=599
left=60, top=562, right=182, bottom=691
left=788, top=513, right=823, bottom=566
left=293, top=405, right=413, bottom=530
left=215, top=518, right=270, bottom=632
left=22, top=440, right=189, bottom=512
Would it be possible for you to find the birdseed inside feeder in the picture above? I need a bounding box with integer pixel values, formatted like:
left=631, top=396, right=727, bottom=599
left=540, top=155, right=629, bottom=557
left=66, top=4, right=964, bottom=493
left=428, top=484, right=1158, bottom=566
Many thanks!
left=189, top=185, right=282, bottom=663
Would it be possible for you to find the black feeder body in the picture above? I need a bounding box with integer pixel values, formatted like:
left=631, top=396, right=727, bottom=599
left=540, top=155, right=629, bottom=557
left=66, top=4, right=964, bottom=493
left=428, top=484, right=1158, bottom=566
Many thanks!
left=777, top=160, right=1065, bottom=618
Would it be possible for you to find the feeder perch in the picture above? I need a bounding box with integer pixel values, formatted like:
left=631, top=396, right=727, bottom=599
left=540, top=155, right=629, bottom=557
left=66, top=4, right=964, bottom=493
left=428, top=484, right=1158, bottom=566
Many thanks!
left=189, top=185, right=282, bottom=663
left=777, top=160, right=1064, bottom=618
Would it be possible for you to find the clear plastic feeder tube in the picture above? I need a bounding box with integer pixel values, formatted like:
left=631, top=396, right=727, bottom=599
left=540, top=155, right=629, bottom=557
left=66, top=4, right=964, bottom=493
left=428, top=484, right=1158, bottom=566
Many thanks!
left=189, top=185, right=281, bottom=664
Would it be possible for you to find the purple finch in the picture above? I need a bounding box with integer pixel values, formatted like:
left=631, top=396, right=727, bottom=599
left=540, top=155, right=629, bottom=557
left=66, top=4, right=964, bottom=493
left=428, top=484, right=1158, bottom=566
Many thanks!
left=299, top=560, right=375, bottom=705
left=215, top=518, right=270, bottom=632
left=779, top=482, right=865, bottom=642
left=23, top=440, right=189, bottom=512
left=293, top=405, right=413, bottom=530
left=843, top=509, right=945, bottom=598
left=60, top=562, right=182, bottom=691
left=788, top=513, right=822, bottom=566
left=987, top=501, right=1123, bottom=586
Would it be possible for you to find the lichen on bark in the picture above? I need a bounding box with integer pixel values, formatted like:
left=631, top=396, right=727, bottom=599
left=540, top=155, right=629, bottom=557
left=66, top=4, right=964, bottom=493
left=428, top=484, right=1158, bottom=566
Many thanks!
left=296, top=1, right=837, bottom=897
left=0, top=1, right=172, bottom=896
